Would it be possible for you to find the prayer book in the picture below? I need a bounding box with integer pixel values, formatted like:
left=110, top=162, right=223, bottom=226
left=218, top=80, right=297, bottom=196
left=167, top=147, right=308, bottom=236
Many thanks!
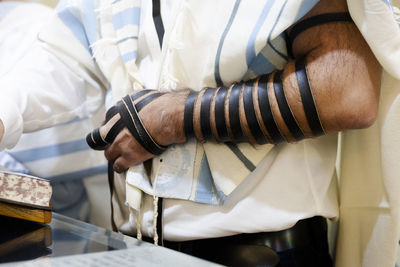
left=0, top=171, right=52, bottom=223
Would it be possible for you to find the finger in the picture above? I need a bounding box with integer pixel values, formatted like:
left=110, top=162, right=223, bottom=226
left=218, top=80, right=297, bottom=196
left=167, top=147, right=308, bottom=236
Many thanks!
left=104, top=141, right=122, bottom=162
left=113, top=157, right=131, bottom=173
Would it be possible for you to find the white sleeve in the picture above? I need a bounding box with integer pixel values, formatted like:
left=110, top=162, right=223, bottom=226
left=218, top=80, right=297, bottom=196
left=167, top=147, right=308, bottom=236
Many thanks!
left=0, top=40, right=106, bottom=150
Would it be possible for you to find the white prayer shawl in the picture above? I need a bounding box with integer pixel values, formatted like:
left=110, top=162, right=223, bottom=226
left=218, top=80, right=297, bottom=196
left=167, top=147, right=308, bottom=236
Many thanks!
left=39, top=0, right=321, bottom=207
left=38, top=0, right=400, bottom=265
left=335, top=2, right=400, bottom=267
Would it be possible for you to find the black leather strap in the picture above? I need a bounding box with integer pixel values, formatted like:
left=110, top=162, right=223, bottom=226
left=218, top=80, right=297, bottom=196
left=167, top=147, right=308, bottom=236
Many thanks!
left=273, top=71, right=305, bottom=141
left=287, top=12, right=353, bottom=58
left=86, top=128, right=108, bottom=150
left=88, top=90, right=165, bottom=150
left=183, top=91, right=198, bottom=139
left=105, top=106, right=118, bottom=122
left=86, top=131, right=98, bottom=150
left=295, top=59, right=324, bottom=136
left=229, top=84, right=245, bottom=141
left=243, top=80, right=268, bottom=144
left=107, top=161, right=118, bottom=232
left=152, top=0, right=164, bottom=48
left=134, top=92, right=165, bottom=112
left=214, top=86, right=229, bottom=141
left=257, top=74, right=285, bottom=144
left=92, top=128, right=107, bottom=146
left=120, top=95, right=167, bottom=155
left=104, top=92, right=165, bottom=144
left=104, top=119, right=124, bottom=144
left=200, top=88, right=216, bottom=140
left=116, top=100, right=144, bottom=150
left=156, top=197, right=163, bottom=246
left=105, top=90, right=154, bottom=122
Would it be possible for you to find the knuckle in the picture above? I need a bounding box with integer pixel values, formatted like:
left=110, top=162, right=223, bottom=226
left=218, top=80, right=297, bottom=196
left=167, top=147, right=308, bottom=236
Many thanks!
left=104, top=149, right=112, bottom=161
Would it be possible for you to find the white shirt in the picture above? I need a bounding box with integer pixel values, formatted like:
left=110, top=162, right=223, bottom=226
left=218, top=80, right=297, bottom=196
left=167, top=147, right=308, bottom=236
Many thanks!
left=0, top=0, right=339, bottom=241
left=0, top=2, right=110, bottom=227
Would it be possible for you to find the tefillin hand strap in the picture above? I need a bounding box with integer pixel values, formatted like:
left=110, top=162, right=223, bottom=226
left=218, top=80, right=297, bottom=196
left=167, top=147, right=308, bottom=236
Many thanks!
left=183, top=61, right=324, bottom=144
left=86, top=90, right=167, bottom=155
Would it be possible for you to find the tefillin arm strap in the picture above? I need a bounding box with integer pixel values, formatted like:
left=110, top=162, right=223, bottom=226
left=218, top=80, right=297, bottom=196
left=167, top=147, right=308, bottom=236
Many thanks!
left=286, top=12, right=353, bottom=58
left=86, top=90, right=167, bottom=154
left=183, top=12, right=353, bottom=144
left=183, top=59, right=324, bottom=144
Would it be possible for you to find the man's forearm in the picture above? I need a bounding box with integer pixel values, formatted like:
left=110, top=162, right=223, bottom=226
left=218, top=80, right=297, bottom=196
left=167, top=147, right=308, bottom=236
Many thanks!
left=153, top=5, right=381, bottom=145
left=95, top=0, right=381, bottom=171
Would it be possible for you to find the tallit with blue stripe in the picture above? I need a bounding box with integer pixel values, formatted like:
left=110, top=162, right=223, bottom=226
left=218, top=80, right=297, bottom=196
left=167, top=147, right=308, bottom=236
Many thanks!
left=39, top=0, right=319, bottom=207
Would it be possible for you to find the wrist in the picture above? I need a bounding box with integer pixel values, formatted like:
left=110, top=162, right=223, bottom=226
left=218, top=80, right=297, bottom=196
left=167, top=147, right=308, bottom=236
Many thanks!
left=140, top=91, right=187, bottom=146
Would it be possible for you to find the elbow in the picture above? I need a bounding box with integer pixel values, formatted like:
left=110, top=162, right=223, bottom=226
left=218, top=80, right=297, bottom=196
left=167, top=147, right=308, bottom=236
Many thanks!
left=345, top=102, right=378, bottom=129
left=336, top=83, right=380, bottom=130
left=319, top=79, right=381, bottom=132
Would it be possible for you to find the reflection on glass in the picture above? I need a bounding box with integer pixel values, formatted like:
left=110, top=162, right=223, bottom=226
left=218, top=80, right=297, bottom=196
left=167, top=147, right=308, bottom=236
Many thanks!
left=0, top=215, right=52, bottom=263
left=0, top=213, right=141, bottom=263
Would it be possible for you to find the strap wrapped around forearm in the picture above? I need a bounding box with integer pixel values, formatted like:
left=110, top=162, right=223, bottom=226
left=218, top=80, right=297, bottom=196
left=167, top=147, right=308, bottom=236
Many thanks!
left=183, top=91, right=197, bottom=139
left=257, top=74, right=284, bottom=143
left=243, top=79, right=268, bottom=144
left=229, top=84, right=245, bottom=141
left=214, top=86, right=229, bottom=141
left=183, top=60, right=324, bottom=144
left=295, top=59, right=324, bottom=136
left=200, top=88, right=215, bottom=140
left=273, top=71, right=305, bottom=141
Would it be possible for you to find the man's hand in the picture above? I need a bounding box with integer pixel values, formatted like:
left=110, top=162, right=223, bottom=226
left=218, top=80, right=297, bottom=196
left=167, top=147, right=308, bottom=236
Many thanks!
left=96, top=0, right=381, bottom=172
left=100, top=92, right=187, bottom=173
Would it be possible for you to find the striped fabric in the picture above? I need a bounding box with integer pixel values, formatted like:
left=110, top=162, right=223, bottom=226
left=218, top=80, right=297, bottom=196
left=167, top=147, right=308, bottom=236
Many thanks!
left=39, top=0, right=320, bottom=206
left=30, top=1, right=400, bottom=265
left=0, top=1, right=106, bottom=209
left=123, top=0, right=320, bottom=206
left=4, top=118, right=107, bottom=183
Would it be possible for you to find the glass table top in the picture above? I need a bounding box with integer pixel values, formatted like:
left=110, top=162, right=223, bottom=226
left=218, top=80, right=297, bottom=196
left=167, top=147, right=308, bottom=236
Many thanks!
left=0, top=213, right=220, bottom=266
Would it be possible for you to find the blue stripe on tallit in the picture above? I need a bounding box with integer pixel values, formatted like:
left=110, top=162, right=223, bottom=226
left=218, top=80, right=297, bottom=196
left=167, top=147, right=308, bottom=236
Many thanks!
left=9, top=139, right=90, bottom=163
left=381, top=0, right=392, bottom=7
left=214, top=0, right=241, bottom=86
left=246, top=0, right=275, bottom=66
left=81, top=0, right=97, bottom=46
left=214, top=183, right=227, bottom=203
left=121, top=50, right=137, bottom=63
left=249, top=51, right=276, bottom=75
left=56, top=1, right=91, bottom=54
left=251, top=0, right=318, bottom=70
left=48, top=165, right=108, bottom=183
left=112, top=7, right=141, bottom=30
left=195, top=154, right=216, bottom=204
left=266, top=0, right=289, bottom=61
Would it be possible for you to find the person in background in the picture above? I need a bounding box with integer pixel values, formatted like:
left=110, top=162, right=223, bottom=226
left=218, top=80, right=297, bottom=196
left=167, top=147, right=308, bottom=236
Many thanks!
left=0, top=1, right=111, bottom=229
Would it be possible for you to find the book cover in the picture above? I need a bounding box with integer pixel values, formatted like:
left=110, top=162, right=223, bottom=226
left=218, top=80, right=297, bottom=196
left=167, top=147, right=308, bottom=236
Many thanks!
left=0, top=171, right=52, bottom=223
